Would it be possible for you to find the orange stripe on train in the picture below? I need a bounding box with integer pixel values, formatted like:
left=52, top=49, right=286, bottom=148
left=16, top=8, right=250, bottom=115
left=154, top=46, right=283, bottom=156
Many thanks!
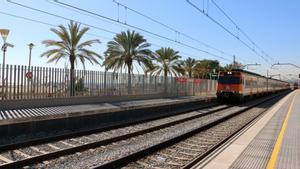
left=217, top=84, right=243, bottom=92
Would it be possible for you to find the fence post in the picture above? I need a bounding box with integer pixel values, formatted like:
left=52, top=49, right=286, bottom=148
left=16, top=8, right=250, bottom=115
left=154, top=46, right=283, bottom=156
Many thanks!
left=104, top=69, right=107, bottom=95
left=142, top=75, right=145, bottom=94
left=154, top=76, right=157, bottom=92
left=111, top=72, right=114, bottom=95
left=8, top=65, right=11, bottom=100
left=192, top=78, right=195, bottom=96
left=206, top=79, right=208, bottom=99
left=13, top=65, right=16, bottom=99
left=17, top=65, right=20, bottom=99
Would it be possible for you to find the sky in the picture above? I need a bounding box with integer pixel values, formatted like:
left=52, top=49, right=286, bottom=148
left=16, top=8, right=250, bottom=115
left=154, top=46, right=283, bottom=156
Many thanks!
left=0, top=0, right=300, bottom=82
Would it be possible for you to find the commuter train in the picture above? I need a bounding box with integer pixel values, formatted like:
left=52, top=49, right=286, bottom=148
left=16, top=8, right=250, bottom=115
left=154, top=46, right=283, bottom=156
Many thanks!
left=216, top=69, right=289, bottom=101
left=293, top=82, right=298, bottom=90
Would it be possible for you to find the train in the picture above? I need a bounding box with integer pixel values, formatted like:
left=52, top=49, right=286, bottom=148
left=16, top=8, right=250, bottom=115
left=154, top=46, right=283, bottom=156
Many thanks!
left=216, top=69, right=290, bottom=101
left=293, top=82, right=298, bottom=90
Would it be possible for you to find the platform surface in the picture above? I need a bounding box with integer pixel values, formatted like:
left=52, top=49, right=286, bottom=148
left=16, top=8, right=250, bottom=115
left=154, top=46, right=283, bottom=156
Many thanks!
left=200, top=90, right=299, bottom=169
left=0, top=96, right=210, bottom=124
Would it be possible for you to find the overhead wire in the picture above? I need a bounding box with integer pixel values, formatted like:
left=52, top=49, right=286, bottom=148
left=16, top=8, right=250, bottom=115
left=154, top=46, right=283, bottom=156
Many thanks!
left=2, top=0, right=291, bottom=78
left=0, top=11, right=113, bottom=41
left=45, top=0, right=127, bottom=29
left=112, top=0, right=241, bottom=61
left=43, top=0, right=232, bottom=62
left=0, top=10, right=213, bottom=64
left=6, top=0, right=116, bottom=35
left=6, top=0, right=231, bottom=62
left=210, top=0, right=277, bottom=62
left=186, top=0, right=271, bottom=65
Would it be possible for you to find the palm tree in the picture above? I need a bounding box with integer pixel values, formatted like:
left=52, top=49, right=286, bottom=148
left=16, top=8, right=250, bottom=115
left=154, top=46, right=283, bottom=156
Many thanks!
left=150, top=47, right=184, bottom=93
left=41, top=21, right=101, bottom=96
left=183, top=57, right=197, bottom=78
left=103, top=30, right=152, bottom=94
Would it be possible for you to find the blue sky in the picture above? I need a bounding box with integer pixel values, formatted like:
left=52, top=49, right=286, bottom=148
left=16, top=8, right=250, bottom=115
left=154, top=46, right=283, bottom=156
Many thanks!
left=0, top=0, right=299, bottom=81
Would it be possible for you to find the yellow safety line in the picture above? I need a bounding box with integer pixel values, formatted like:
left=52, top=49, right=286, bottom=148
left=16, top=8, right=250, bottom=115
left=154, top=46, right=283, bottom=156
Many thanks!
left=266, top=92, right=297, bottom=169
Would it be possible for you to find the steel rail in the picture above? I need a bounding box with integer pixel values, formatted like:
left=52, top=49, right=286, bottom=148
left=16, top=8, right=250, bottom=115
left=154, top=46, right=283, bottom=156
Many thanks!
left=0, top=101, right=219, bottom=152
left=181, top=92, right=287, bottom=169
left=0, top=103, right=228, bottom=168
left=92, top=91, right=289, bottom=169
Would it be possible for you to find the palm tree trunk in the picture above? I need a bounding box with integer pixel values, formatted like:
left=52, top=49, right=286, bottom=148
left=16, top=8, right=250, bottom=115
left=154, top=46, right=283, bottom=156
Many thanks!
left=189, top=71, right=192, bottom=78
left=70, top=58, right=75, bottom=96
left=127, top=64, right=132, bottom=94
left=164, top=70, right=168, bottom=94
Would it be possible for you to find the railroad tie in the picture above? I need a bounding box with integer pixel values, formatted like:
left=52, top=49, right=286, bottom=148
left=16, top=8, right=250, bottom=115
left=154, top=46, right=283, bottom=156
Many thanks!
left=177, top=151, right=197, bottom=157
left=175, top=145, right=201, bottom=152
left=13, top=150, right=31, bottom=158
left=181, top=141, right=198, bottom=147
left=136, top=161, right=152, bottom=167
left=185, top=139, right=202, bottom=145
left=47, top=144, right=61, bottom=150
left=82, top=136, right=93, bottom=141
left=0, top=155, right=13, bottom=163
left=70, top=138, right=83, bottom=144
left=30, top=146, right=48, bottom=154
left=60, top=141, right=75, bottom=147
left=159, top=152, right=190, bottom=161
left=166, top=161, right=182, bottom=166
left=153, top=166, right=165, bottom=169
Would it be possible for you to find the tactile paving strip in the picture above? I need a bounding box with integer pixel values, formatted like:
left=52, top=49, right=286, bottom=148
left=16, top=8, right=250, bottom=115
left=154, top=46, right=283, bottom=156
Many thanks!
left=276, top=93, right=300, bottom=169
left=229, top=95, right=293, bottom=169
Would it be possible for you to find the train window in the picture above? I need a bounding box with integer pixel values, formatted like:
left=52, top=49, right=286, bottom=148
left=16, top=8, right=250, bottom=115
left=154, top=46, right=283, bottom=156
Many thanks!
left=218, top=76, right=241, bottom=84
left=245, top=80, right=251, bottom=86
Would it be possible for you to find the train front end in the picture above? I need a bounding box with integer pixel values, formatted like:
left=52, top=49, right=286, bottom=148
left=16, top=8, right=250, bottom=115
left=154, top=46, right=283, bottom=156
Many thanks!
left=217, top=71, right=244, bottom=101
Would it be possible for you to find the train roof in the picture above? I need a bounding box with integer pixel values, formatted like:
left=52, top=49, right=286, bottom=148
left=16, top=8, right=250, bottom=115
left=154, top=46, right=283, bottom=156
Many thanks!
left=229, top=69, right=289, bottom=84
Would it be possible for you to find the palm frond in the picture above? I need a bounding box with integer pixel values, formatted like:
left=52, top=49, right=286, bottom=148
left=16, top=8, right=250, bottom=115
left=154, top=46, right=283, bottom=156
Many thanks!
left=41, top=21, right=101, bottom=69
left=149, top=47, right=183, bottom=77
left=104, top=30, right=152, bottom=73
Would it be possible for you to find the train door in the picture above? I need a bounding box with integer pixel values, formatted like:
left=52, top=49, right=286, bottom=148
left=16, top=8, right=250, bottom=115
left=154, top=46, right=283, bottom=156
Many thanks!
left=244, top=74, right=251, bottom=96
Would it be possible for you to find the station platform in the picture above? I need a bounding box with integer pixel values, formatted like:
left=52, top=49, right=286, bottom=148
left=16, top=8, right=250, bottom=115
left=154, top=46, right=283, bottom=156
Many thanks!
left=0, top=95, right=213, bottom=123
left=198, top=90, right=299, bottom=169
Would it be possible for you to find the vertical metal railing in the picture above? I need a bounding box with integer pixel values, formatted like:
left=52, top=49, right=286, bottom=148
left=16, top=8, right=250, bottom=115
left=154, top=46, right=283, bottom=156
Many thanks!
left=0, top=64, right=217, bottom=101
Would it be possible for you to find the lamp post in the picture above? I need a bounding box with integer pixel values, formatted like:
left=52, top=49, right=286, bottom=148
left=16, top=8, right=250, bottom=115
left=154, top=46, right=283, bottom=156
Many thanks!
left=27, top=43, right=34, bottom=94
left=1, top=43, right=7, bottom=100
left=0, top=29, right=11, bottom=100
left=28, top=43, right=34, bottom=67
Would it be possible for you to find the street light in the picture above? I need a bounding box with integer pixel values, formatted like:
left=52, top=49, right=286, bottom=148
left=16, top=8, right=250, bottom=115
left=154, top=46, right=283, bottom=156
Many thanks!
left=0, top=29, right=9, bottom=42
left=0, top=29, right=14, bottom=100
left=28, top=43, right=34, bottom=67
left=1, top=29, right=9, bottom=66
left=0, top=29, right=14, bottom=65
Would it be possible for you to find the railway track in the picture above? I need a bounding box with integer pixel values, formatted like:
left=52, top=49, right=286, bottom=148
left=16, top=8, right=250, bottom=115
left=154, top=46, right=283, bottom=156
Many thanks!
left=0, top=102, right=227, bottom=168
left=123, top=96, right=282, bottom=169
left=0, top=92, right=287, bottom=168
left=0, top=101, right=219, bottom=151
left=92, top=92, right=286, bottom=169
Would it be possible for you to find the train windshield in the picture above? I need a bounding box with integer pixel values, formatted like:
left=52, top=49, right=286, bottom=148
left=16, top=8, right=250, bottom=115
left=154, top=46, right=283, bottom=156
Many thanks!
left=218, top=76, right=241, bottom=84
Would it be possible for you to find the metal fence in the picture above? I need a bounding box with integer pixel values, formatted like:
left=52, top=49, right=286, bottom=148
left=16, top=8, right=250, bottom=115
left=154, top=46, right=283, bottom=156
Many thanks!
left=0, top=64, right=217, bottom=101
